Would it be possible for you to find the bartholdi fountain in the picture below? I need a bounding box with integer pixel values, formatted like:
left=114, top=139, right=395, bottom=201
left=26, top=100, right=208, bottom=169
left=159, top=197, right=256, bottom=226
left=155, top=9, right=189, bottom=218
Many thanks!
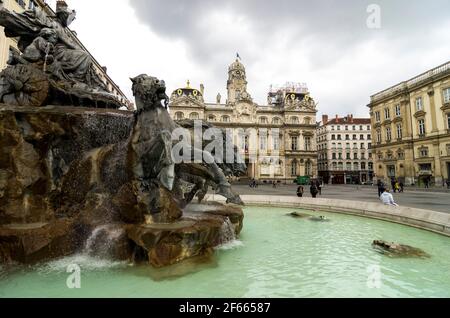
left=0, top=2, right=245, bottom=267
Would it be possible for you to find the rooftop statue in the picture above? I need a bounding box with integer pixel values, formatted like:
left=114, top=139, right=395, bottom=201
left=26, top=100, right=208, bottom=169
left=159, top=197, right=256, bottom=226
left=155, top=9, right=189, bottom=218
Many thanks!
left=0, top=0, right=124, bottom=108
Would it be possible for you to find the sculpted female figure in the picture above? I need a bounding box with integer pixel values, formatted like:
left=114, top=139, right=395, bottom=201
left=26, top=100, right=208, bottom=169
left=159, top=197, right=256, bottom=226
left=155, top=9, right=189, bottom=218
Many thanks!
left=0, top=0, right=105, bottom=90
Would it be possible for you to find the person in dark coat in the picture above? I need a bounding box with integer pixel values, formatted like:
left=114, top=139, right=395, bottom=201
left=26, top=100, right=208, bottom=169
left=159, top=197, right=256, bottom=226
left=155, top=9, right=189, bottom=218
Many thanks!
left=297, top=186, right=304, bottom=197
left=310, top=184, right=319, bottom=198
left=377, top=180, right=385, bottom=197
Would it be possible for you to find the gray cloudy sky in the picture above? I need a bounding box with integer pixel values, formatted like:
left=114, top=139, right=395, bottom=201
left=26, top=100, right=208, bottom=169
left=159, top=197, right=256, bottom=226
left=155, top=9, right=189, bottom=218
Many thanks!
left=61, top=0, right=449, bottom=117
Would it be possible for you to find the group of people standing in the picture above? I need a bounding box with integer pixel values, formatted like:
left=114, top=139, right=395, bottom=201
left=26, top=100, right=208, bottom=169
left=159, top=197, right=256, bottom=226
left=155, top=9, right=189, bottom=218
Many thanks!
left=297, top=179, right=322, bottom=198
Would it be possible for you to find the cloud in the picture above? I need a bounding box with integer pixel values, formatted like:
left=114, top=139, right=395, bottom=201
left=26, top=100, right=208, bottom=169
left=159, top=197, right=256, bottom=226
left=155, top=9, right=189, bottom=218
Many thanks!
left=62, top=0, right=450, bottom=117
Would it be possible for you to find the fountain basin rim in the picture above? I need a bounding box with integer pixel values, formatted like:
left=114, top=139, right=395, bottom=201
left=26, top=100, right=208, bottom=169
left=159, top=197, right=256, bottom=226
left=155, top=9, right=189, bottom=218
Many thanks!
left=205, top=194, right=450, bottom=237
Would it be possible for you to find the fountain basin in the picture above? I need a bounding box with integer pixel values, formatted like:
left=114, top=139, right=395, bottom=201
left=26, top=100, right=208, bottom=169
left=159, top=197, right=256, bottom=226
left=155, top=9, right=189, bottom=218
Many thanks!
left=1, top=206, right=450, bottom=298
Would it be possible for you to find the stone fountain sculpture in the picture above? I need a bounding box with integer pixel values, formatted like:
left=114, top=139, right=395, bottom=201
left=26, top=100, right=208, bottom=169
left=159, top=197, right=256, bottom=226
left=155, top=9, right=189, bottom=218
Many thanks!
left=0, top=3, right=245, bottom=267
left=0, top=0, right=124, bottom=108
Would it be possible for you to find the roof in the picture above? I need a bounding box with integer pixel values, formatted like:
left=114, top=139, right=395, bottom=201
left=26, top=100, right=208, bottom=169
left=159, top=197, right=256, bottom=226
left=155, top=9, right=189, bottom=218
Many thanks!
left=325, top=117, right=371, bottom=126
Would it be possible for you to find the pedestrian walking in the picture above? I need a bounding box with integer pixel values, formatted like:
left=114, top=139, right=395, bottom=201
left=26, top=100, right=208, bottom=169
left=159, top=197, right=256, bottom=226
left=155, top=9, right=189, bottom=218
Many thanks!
left=310, top=184, right=319, bottom=198
left=297, top=186, right=304, bottom=198
left=399, top=182, right=404, bottom=193
left=377, top=180, right=385, bottom=197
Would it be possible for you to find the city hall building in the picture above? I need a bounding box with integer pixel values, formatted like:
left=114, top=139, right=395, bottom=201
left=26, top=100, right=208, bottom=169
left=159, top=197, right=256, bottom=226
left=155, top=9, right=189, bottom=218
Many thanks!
left=168, top=58, right=318, bottom=182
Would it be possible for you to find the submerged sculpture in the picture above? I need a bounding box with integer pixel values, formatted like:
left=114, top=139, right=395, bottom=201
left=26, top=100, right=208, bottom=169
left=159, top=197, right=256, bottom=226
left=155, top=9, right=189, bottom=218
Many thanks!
left=372, top=240, right=430, bottom=258
left=0, top=0, right=123, bottom=108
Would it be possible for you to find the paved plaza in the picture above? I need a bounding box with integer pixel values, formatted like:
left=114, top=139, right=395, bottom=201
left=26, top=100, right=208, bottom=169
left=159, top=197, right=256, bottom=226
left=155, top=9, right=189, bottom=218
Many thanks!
left=226, top=183, right=450, bottom=214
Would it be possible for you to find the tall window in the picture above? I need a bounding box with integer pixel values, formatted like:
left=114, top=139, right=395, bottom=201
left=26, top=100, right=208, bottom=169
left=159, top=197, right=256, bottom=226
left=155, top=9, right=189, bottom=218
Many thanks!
left=260, top=117, right=268, bottom=124
left=376, top=130, right=382, bottom=143
left=447, top=113, right=450, bottom=129
left=175, top=112, right=184, bottom=120
left=291, top=136, right=298, bottom=151
left=346, top=134, right=350, bottom=140
left=416, top=97, right=423, bottom=112
left=259, top=134, right=267, bottom=151
left=304, top=137, right=311, bottom=151
left=395, top=104, right=401, bottom=117
left=273, top=134, right=280, bottom=151
left=386, top=127, right=392, bottom=141
left=418, top=119, right=426, bottom=136
left=444, top=88, right=450, bottom=103
left=361, top=162, right=366, bottom=170
left=397, top=124, right=403, bottom=139
left=384, top=108, right=391, bottom=120
left=305, top=161, right=312, bottom=176
left=360, top=135, right=364, bottom=140
left=291, top=117, right=299, bottom=124
left=222, top=115, right=230, bottom=123
left=291, top=161, right=298, bottom=176
left=375, top=112, right=381, bottom=122
left=273, top=117, right=280, bottom=125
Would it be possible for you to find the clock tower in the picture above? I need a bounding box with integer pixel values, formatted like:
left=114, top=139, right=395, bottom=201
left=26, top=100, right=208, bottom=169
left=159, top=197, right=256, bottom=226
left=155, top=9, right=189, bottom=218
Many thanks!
left=227, top=58, right=249, bottom=105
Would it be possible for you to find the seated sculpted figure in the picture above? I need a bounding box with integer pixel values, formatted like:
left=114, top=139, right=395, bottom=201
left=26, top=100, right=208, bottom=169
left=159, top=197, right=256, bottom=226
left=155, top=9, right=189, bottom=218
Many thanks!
left=0, top=0, right=105, bottom=90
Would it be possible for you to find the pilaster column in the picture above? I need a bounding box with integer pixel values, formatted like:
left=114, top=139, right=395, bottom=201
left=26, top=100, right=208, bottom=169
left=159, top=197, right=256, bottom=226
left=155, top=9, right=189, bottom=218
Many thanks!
left=428, top=89, right=438, bottom=133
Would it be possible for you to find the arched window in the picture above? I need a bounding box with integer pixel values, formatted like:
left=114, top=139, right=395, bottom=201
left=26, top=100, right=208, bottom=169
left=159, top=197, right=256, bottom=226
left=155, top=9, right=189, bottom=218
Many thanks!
left=291, top=117, right=299, bottom=124
left=175, top=112, right=184, bottom=120
left=304, top=117, right=311, bottom=125
left=260, top=117, right=268, bottom=124
left=222, top=115, right=230, bottom=123
left=272, top=117, right=280, bottom=125
left=189, top=112, right=199, bottom=120
left=208, top=115, right=216, bottom=122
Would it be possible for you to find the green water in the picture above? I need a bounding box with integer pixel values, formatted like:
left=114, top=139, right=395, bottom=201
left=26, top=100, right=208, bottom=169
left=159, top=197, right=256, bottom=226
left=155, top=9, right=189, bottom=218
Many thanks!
left=1, top=206, right=450, bottom=298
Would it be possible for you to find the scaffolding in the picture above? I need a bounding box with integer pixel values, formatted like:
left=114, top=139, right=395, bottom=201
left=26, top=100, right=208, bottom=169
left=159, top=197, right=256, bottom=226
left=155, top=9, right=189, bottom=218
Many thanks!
left=269, top=82, right=309, bottom=95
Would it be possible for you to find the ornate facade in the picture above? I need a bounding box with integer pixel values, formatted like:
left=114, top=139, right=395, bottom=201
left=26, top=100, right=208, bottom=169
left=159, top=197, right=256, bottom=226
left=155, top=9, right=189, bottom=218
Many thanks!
left=317, top=114, right=374, bottom=184
left=169, top=58, right=318, bottom=182
left=0, top=0, right=132, bottom=109
left=368, top=61, right=450, bottom=186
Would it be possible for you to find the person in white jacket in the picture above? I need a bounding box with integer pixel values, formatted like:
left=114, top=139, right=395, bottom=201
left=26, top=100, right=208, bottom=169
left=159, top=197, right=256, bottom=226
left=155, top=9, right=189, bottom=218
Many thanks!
left=380, top=188, right=399, bottom=206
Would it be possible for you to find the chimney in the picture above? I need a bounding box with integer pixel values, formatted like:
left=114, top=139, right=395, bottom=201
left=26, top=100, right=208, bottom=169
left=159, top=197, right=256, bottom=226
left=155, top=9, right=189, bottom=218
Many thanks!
left=350, top=114, right=354, bottom=123
left=322, top=115, right=328, bottom=125
left=200, top=84, right=204, bottom=95
left=335, top=115, right=339, bottom=123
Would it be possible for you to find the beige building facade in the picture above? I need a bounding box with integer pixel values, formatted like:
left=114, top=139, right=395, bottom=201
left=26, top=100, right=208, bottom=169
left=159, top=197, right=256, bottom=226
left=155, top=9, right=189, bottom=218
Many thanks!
left=0, top=0, right=132, bottom=109
left=368, top=61, right=450, bottom=187
left=169, top=58, right=318, bottom=182
left=317, top=114, right=374, bottom=185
